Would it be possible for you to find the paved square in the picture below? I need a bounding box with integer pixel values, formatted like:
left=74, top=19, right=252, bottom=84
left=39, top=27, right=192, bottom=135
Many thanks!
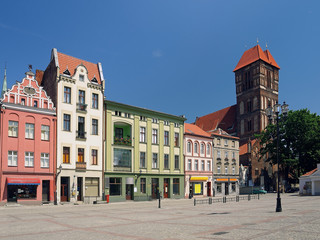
left=0, top=194, right=319, bottom=239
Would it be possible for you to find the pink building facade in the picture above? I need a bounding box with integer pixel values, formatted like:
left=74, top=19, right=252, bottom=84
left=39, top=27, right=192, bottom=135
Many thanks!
left=0, top=70, right=56, bottom=205
left=184, top=123, right=214, bottom=198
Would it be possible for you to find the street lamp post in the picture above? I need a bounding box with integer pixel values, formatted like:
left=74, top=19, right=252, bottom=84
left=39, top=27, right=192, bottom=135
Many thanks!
left=266, top=102, right=288, bottom=213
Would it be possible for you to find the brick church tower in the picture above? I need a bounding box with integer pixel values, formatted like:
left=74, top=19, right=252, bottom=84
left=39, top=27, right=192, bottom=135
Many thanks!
left=233, top=45, right=280, bottom=145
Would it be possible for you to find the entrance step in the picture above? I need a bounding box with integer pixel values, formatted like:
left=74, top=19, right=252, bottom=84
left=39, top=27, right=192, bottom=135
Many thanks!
left=94, top=200, right=108, bottom=204
left=5, top=203, right=21, bottom=207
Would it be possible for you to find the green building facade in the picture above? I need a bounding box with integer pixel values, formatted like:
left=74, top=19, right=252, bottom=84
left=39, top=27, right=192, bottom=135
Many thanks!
left=104, top=100, right=186, bottom=202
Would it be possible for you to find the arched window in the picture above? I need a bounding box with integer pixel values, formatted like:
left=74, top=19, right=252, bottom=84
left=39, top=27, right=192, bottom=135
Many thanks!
left=206, top=143, right=211, bottom=155
left=200, top=143, right=205, bottom=154
left=194, top=142, right=199, bottom=154
left=187, top=141, right=192, bottom=153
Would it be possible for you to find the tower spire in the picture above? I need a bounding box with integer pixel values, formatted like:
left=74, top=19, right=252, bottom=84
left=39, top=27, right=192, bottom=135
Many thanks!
left=1, top=63, right=8, bottom=98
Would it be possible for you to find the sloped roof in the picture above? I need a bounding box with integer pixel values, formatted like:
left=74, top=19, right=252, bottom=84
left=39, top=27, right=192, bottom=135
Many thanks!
left=239, top=139, right=257, bottom=156
left=56, top=51, right=102, bottom=84
left=233, top=45, right=280, bottom=72
left=194, top=105, right=237, bottom=135
left=184, top=123, right=211, bottom=138
left=301, top=168, right=318, bottom=177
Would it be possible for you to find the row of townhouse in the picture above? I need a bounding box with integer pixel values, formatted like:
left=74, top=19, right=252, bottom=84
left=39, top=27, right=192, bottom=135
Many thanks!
left=0, top=49, right=239, bottom=205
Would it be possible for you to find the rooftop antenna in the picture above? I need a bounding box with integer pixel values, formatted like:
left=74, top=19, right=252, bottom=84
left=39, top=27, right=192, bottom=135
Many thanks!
left=28, top=64, right=33, bottom=72
left=266, top=42, right=268, bottom=49
left=256, top=38, right=259, bottom=45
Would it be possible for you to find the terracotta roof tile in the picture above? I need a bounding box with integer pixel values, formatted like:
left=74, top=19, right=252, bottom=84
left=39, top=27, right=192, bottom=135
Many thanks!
left=301, top=168, right=317, bottom=177
left=184, top=123, right=211, bottom=137
left=35, top=69, right=44, bottom=86
left=239, top=139, right=257, bottom=155
left=57, top=52, right=102, bottom=84
left=233, top=45, right=280, bottom=72
left=195, top=105, right=237, bottom=135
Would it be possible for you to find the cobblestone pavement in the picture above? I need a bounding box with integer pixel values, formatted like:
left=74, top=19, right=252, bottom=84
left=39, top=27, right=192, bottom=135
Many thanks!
left=0, top=193, right=319, bottom=240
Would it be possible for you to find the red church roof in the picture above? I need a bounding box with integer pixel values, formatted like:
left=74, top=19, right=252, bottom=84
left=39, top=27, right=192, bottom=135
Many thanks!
left=56, top=51, right=102, bottom=84
left=184, top=123, right=211, bottom=138
left=233, top=45, right=280, bottom=72
left=194, top=105, right=237, bottom=135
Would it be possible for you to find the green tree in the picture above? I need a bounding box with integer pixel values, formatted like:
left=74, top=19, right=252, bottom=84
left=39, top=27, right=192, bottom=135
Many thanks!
left=257, top=109, right=320, bottom=182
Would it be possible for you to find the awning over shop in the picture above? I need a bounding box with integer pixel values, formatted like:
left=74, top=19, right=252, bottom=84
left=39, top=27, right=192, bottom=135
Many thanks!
left=216, top=178, right=238, bottom=182
left=7, top=178, right=40, bottom=185
left=190, top=177, right=208, bottom=181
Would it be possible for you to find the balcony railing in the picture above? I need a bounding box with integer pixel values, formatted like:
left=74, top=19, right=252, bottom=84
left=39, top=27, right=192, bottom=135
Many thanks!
left=76, top=162, right=86, bottom=171
left=77, top=103, right=87, bottom=112
left=76, top=131, right=87, bottom=140
left=114, top=137, right=132, bottom=146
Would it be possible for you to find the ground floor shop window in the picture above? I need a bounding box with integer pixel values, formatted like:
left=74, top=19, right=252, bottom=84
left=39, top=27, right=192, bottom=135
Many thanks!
left=15, top=185, right=37, bottom=199
left=173, top=178, right=180, bottom=195
left=232, top=183, right=236, bottom=192
left=110, top=178, right=122, bottom=196
left=217, top=183, right=222, bottom=193
left=193, top=182, right=203, bottom=195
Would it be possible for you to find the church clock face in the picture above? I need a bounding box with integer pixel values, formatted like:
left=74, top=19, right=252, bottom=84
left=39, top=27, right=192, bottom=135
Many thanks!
left=24, top=86, right=36, bottom=95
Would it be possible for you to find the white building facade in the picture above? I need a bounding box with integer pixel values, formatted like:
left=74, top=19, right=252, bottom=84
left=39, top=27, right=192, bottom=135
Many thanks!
left=41, top=49, right=105, bottom=203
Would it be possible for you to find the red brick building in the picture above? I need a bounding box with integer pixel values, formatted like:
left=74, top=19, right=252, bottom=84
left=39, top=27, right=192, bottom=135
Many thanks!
left=0, top=70, right=56, bottom=205
left=195, top=44, right=280, bottom=190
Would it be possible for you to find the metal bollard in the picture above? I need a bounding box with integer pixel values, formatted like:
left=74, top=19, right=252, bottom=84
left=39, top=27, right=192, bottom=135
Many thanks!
left=258, top=193, right=260, bottom=200
left=236, top=195, right=239, bottom=202
left=248, top=194, right=251, bottom=201
left=209, top=198, right=212, bottom=205
left=194, top=198, right=196, bottom=206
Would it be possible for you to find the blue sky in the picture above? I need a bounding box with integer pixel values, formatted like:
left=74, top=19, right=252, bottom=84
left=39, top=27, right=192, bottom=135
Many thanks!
left=0, top=0, right=319, bottom=122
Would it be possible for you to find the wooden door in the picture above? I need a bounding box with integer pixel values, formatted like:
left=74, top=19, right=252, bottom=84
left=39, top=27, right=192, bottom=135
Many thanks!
left=163, top=178, right=169, bottom=198
left=60, top=184, right=68, bottom=202
left=7, top=185, right=18, bottom=203
left=42, top=180, right=50, bottom=202
left=207, top=182, right=211, bottom=197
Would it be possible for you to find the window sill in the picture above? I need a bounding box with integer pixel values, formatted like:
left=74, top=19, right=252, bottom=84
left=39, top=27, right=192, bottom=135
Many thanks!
left=41, top=167, right=49, bottom=169
left=25, top=166, right=34, bottom=168
left=8, top=165, right=17, bottom=167
left=25, top=138, right=35, bottom=140
left=8, top=136, right=18, bottom=138
left=41, top=139, right=50, bottom=142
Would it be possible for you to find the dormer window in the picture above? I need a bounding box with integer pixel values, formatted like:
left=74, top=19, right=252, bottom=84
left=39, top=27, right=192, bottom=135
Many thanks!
left=34, top=101, right=38, bottom=108
left=21, top=99, right=25, bottom=105
left=79, top=74, right=84, bottom=82
left=63, top=68, right=71, bottom=76
left=91, top=77, right=98, bottom=83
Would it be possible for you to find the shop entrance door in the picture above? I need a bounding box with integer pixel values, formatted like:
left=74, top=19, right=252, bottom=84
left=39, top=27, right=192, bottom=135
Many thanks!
left=163, top=178, right=169, bottom=198
left=126, top=185, right=133, bottom=200
left=225, top=183, right=229, bottom=195
left=77, top=177, right=83, bottom=201
left=42, top=180, right=50, bottom=202
left=207, top=182, right=211, bottom=197
left=151, top=178, right=159, bottom=199
left=60, top=177, right=69, bottom=202
left=7, top=185, right=18, bottom=203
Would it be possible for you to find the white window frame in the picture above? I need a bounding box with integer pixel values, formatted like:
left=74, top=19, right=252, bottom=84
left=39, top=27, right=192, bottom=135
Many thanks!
left=188, top=159, right=192, bottom=170
left=140, top=127, right=146, bottom=142
left=25, top=123, right=35, bottom=139
left=187, top=141, right=192, bottom=153
left=41, top=153, right=49, bottom=168
left=200, top=143, right=204, bottom=154
left=25, top=152, right=34, bottom=167
left=152, top=129, right=158, bottom=144
left=8, top=151, right=18, bottom=166
left=41, top=125, right=50, bottom=140
left=8, top=121, right=19, bottom=137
